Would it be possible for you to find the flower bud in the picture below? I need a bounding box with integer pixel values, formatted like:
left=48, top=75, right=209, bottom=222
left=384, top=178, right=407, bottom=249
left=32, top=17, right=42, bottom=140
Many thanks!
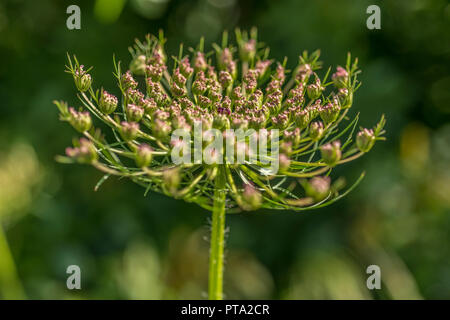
left=319, top=102, right=340, bottom=124
left=304, top=176, right=331, bottom=201
left=243, top=69, right=258, bottom=92
left=241, top=184, right=262, bottom=211
left=145, top=64, right=165, bottom=82
left=209, top=85, right=222, bottom=103
left=296, top=63, right=312, bottom=83
left=280, top=141, right=293, bottom=155
left=141, top=98, right=158, bottom=116
left=239, top=39, right=256, bottom=62
left=320, top=141, right=341, bottom=166
left=69, top=108, right=92, bottom=132
left=120, top=121, right=139, bottom=141
left=274, top=64, right=285, bottom=84
left=255, top=60, right=271, bottom=78
left=135, top=144, right=153, bottom=167
left=163, top=168, right=180, bottom=194
left=150, top=44, right=166, bottom=65
left=126, top=104, right=144, bottom=122
left=279, top=153, right=291, bottom=171
left=198, top=95, right=212, bottom=108
left=173, top=68, right=186, bottom=86
left=121, top=71, right=138, bottom=90
left=231, top=117, right=249, bottom=131
left=99, top=90, right=118, bottom=114
left=356, top=128, right=375, bottom=152
left=307, top=102, right=320, bottom=120
left=306, top=77, right=324, bottom=100
left=271, top=113, right=289, bottom=129
left=153, top=119, right=172, bottom=140
left=194, top=52, right=208, bottom=72
left=192, top=72, right=207, bottom=95
left=284, top=128, right=301, bottom=148
left=74, top=65, right=92, bottom=92
left=65, top=138, right=97, bottom=164
left=332, top=66, right=349, bottom=88
left=213, top=113, right=230, bottom=130
left=248, top=114, right=266, bottom=129
left=129, top=55, right=147, bottom=75
left=309, top=121, right=324, bottom=141
left=218, top=71, right=232, bottom=89
left=295, top=110, right=310, bottom=129
left=337, top=88, right=352, bottom=109
left=171, top=81, right=187, bottom=97
left=218, top=48, right=236, bottom=77
left=179, top=57, right=193, bottom=78
left=126, top=88, right=145, bottom=103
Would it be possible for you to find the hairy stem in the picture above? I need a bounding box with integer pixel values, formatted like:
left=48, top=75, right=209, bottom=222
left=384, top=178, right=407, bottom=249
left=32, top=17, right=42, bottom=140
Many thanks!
left=208, top=166, right=227, bottom=300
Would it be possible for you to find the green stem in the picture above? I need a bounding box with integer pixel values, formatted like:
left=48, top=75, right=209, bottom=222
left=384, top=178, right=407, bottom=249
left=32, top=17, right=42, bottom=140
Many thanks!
left=208, top=166, right=227, bottom=300
left=0, top=224, right=26, bottom=299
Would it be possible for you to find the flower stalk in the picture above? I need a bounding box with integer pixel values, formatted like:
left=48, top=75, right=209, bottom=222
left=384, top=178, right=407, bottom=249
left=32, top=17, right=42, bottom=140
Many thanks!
left=208, top=166, right=227, bottom=300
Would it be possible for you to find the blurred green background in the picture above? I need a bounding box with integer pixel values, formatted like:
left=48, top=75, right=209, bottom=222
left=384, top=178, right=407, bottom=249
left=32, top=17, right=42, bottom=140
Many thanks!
left=0, top=0, right=449, bottom=299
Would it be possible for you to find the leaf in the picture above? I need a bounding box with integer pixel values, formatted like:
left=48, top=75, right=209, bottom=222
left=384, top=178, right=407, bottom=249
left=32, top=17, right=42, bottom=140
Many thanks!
left=94, top=174, right=110, bottom=191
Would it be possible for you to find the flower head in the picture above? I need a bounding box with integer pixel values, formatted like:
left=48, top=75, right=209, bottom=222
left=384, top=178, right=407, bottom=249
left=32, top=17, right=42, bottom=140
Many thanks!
left=56, top=30, right=385, bottom=212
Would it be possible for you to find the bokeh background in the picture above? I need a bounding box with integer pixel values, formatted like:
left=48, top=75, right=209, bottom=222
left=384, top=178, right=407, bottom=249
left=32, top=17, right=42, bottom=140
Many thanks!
left=0, top=0, right=449, bottom=299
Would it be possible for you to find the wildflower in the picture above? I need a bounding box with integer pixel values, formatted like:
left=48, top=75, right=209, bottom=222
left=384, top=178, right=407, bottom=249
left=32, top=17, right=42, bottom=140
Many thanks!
left=255, top=60, right=271, bottom=78
left=99, top=90, right=118, bottom=114
left=306, top=76, right=324, bottom=100
left=337, top=88, right=352, bottom=109
left=284, top=128, right=301, bottom=148
left=310, top=121, right=324, bottom=141
left=58, top=31, right=386, bottom=301
left=120, top=121, right=139, bottom=141
left=126, top=88, right=145, bottom=103
left=296, top=63, right=312, bottom=83
left=319, top=101, right=341, bottom=124
left=279, top=153, right=291, bottom=171
left=179, top=57, right=194, bottom=78
left=304, top=176, right=331, bottom=201
left=240, top=184, right=262, bottom=210
left=135, top=144, right=153, bottom=167
left=243, top=69, right=258, bottom=92
left=295, top=110, right=310, bottom=129
left=146, top=64, right=165, bottom=82
left=65, top=138, right=97, bottom=163
left=141, top=98, right=158, bottom=115
left=121, top=71, right=138, bottom=90
left=73, top=65, right=92, bottom=92
left=126, top=104, right=144, bottom=122
left=239, top=39, right=256, bottom=62
left=320, top=141, right=342, bottom=166
left=68, top=108, right=92, bottom=132
left=152, top=119, right=171, bottom=140
left=194, top=52, right=208, bottom=72
left=218, top=71, right=232, bottom=89
left=130, top=55, right=147, bottom=75
left=218, top=48, right=236, bottom=77
left=332, top=66, right=349, bottom=88
left=356, top=128, right=376, bottom=152
left=163, top=167, right=180, bottom=194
